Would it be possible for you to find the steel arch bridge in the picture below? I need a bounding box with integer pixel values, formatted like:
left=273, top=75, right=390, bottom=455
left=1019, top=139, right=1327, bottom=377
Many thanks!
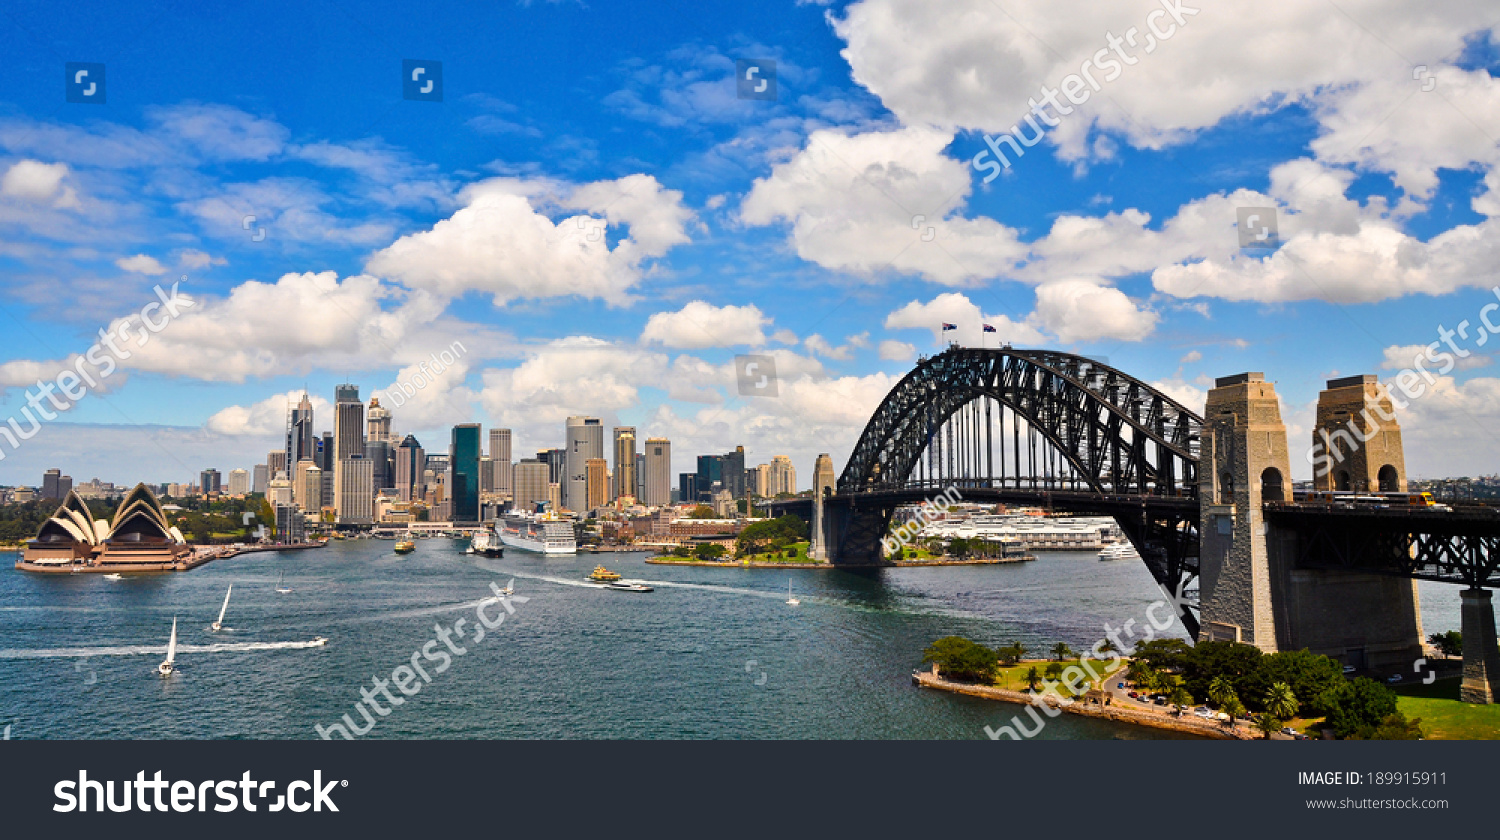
left=775, top=346, right=1207, bottom=635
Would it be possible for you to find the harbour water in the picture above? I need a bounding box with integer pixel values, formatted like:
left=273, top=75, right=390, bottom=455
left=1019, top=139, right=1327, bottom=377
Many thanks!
left=0, top=541, right=1465, bottom=740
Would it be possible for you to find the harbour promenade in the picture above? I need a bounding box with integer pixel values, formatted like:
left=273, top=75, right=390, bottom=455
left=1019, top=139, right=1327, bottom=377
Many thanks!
left=13, top=540, right=326, bottom=574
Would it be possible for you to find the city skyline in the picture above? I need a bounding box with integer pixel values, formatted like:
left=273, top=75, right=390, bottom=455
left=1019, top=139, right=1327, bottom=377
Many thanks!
left=1, top=3, right=1499, bottom=490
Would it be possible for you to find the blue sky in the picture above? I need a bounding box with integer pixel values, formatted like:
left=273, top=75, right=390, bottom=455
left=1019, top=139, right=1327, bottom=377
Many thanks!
left=1, top=0, right=1498, bottom=486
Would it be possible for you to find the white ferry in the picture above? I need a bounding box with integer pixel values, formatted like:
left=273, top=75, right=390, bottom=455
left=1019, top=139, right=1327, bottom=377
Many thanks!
left=499, top=513, right=576, bottom=554
left=1098, top=541, right=1140, bottom=561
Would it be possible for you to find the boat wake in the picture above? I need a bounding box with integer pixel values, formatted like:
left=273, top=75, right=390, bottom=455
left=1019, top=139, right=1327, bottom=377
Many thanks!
left=0, top=640, right=329, bottom=659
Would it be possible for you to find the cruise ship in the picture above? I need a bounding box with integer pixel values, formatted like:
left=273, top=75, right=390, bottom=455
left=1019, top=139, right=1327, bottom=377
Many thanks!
left=499, top=514, right=576, bottom=554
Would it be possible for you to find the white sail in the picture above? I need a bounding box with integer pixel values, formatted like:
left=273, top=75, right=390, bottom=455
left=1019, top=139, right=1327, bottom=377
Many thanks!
left=216, top=585, right=232, bottom=625
left=165, top=617, right=178, bottom=665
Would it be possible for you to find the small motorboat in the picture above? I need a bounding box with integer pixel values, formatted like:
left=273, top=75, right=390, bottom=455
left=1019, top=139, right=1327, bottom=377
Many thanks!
left=604, top=581, right=652, bottom=593
left=311, top=636, right=329, bottom=646
left=103, top=573, right=123, bottom=581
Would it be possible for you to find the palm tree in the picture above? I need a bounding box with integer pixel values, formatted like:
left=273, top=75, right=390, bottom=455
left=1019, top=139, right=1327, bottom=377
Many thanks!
left=1207, top=675, right=1235, bottom=708
left=1051, top=642, right=1075, bottom=661
left=1023, top=666, right=1042, bottom=693
left=1222, top=697, right=1247, bottom=726
left=1254, top=713, right=1282, bottom=740
left=1264, top=681, right=1299, bottom=722
left=1098, top=639, right=1120, bottom=655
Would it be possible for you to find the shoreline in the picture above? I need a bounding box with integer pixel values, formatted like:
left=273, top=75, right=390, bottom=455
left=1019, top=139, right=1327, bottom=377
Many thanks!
left=912, top=670, right=1246, bottom=740
left=13, top=540, right=327, bottom=575
left=644, top=555, right=1031, bottom=568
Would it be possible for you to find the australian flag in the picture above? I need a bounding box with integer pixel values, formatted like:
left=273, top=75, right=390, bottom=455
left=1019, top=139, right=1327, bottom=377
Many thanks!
left=982, top=324, right=997, bottom=333
left=941, top=323, right=957, bottom=331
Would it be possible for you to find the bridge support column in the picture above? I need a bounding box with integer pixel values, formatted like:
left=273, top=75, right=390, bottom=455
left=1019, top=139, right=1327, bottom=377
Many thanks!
left=811, top=489, right=828, bottom=562
left=1460, top=588, right=1500, bottom=704
left=1282, top=377, right=1424, bottom=672
left=1198, top=373, right=1288, bottom=650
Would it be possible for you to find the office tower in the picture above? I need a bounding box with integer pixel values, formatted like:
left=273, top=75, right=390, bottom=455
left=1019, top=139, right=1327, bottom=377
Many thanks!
left=489, top=428, right=512, bottom=495
left=813, top=453, right=836, bottom=497
left=479, top=456, right=494, bottom=493
left=252, top=464, right=269, bottom=495
left=365, top=439, right=393, bottom=490
left=275, top=504, right=305, bottom=544
left=295, top=461, right=323, bottom=512
left=41, top=465, right=62, bottom=498
left=695, top=455, right=722, bottom=502
left=367, top=396, right=392, bottom=443
left=335, top=457, right=374, bottom=524
left=395, top=435, right=425, bottom=502
left=268, top=451, right=288, bottom=481
left=450, top=424, right=481, bottom=523
left=319, top=431, right=335, bottom=504
left=770, top=455, right=797, bottom=496
left=679, top=473, right=698, bottom=504
left=227, top=468, right=250, bottom=495
left=750, top=464, right=770, bottom=497
left=287, top=392, right=315, bottom=467
left=564, top=416, right=604, bottom=512
left=514, top=459, right=549, bottom=509
left=644, top=438, right=671, bottom=505
left=200, top=469, right=222, bottom=494
left=547, top=482, right=562, bottom=513
left=585, top=457, right=608, bottom=511
left=612, top=427, right=637, bottom=502
left=540, top=448, right=567, bottom=485
left=722, top=446, right=746, bottom=498
left=268, top=477, right=293, bottom=507
left=636, top=453, right=646, bottom=501
left=334, top=384, right=365, bottom=461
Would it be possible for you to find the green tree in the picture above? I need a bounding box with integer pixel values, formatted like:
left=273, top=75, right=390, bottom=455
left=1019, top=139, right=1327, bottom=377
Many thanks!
left=1051, top=642, right=1075, bottom=661
left=996, top=643, right=1025, bottom=666
left=1322, top=678, right=1399, bottom=739
left=1257, top=650, right=1344, bottom=715
left=1254, top=713, right=1282, bottom=740
left=1044, top=662, right=1064, bottom=682
left=1207, top=675, right=1235, bottom=708
left=1348, top=713, right=1423, bottom=740
left=1022, top=666, right=1042, bottom=693
left=1169, top=686, right=1193, bottom=709
left=1182, top=641, right=1265, bottom=707
left=1428, top=631, right=1462, bottom=657
left=1222, top=696, right=1247, bottom=724
left=687, top=505, right=717, bottom=519
left=693, top=543, right=727, bottom=560
left=921, top=636, right=999, bottom=684
left=1263, top=681, right=1299, bottom=722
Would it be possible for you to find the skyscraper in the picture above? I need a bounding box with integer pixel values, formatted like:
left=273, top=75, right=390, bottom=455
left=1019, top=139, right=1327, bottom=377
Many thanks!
left=541, top=448, right=566, bottom=485
left=268, top=451, right=288, bottom=481
left=489, top=428, right=512, bottom=495
left=296, top=460, right=323, bottom=512
left=695, top=454, right=722, bottom=502
left=564, top=416, right=604, bottom=512
left=513, top=459, right=549, bottom=509
left=613, top=427, right=637, bottom=501
left=334, top=384, right=365, bottom=460
left=365, top=439, right=393, bottom=490
left=479, top=456, right=494, bottom=493
left=395, top=435, right=425, bottom=502
left=200, top=469, right=221, bottom=494
left=42, top=468, right=65, bottom=500
left=227, top=468, right=250, bottom=495
left=287, top=392, right=315, bottom=468
left=367, top=396, right=392, bottom=443
left=450, top=424, right=481, bottom=523
left=813, top=453, right=836, bottom=497
left=585, top=457, right=608, bottom=511
left=319, top=431, right=335, bottom=507
left=635, top=453, right=646, bottom=502
left=722, top=446, right=746, bottom=498
left=644, top=438, right=671, bottom=505
left=770, top=455, right=796, bottom=496
left=335, top=457, right=374, bottom=524
left=252, top=463, right=269, bottom=495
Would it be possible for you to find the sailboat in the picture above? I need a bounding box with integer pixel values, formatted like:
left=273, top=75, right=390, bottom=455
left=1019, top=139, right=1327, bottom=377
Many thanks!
left=157, top=617, right=178, bottom=677
left=275, top=572, right=293, bottom=594
left=210, top=585, right=232, bottom=632
left=786, top=578, right=800, bottom=606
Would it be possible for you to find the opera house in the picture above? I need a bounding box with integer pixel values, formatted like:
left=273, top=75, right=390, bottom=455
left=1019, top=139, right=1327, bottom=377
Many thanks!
left=17, top=484, right=192, bottom=572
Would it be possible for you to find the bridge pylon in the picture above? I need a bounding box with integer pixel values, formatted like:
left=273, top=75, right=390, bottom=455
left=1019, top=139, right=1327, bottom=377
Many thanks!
left=1198, top=374, right=1288, bottom=650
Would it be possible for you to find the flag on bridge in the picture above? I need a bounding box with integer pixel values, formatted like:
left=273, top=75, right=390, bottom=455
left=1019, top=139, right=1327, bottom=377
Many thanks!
left=982, top=324, right=997, bottom=333
left=941, top=323, right=957, bottom=331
